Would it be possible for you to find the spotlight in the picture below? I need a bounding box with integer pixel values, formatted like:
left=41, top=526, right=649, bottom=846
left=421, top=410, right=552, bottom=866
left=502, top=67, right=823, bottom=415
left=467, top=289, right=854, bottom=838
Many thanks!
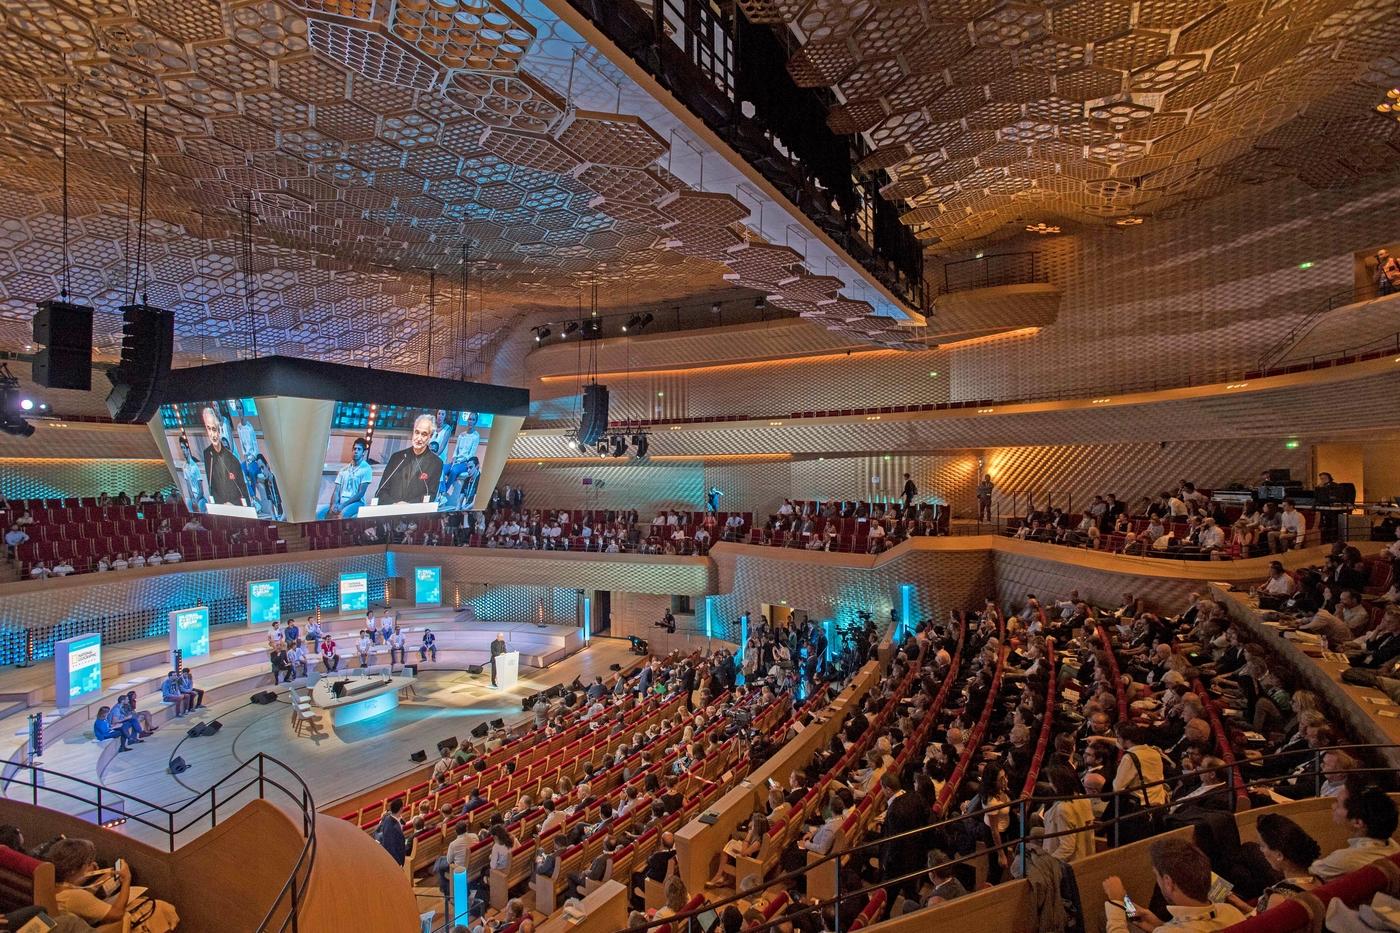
left=754, top=296, right=767, bottom=310
left=610, top=435, right=628, bottom=457
left=566, top=437, right=578, bottom=450
left=639, top=312, right=653, bottom=329
left=564, top=321, right=580, bottom=337
left=533, top=325, right=551, bottom=341
left=623, top=314, right=641, bottom=332
left=710, top=302, right=721, bottom=314
left=595, top=438, right=609, bottom=457
left=632, top=433, right=649, bottom=458
left=0, top=364, right=35, bottom=438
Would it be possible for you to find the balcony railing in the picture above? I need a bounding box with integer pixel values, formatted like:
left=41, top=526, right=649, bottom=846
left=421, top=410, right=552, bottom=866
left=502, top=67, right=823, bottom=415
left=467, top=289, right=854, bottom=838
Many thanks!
left=939, top=250, right=1047, bottom=295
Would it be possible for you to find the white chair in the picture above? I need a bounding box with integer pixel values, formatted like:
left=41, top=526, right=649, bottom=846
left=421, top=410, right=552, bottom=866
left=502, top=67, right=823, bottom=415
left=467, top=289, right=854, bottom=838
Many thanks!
left=288, top=687, right=323, bottom=737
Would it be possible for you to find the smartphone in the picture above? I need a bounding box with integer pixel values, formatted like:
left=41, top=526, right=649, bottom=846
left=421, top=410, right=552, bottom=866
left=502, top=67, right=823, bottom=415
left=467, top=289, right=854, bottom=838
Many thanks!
left=1122, top=893, right=1139, bottom=920
left=114, top=858, right=125, bottom=877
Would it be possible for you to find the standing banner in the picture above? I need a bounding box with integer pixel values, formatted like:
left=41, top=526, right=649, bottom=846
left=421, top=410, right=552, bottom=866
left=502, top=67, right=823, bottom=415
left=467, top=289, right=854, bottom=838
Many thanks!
left=248, top=579, right=281, bottom=626
left=54, top=633, right=102, bottom=707
left=414, top=566, right=442, bottom=607
left=169, top=606, right=211, bottom=660
left=339, top=571, right=369, bottom=613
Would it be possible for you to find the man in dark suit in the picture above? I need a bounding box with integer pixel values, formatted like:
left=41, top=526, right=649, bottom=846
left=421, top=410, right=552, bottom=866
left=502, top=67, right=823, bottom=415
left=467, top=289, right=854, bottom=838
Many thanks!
left=490, top=632, right=507, bottom=687
left=629, top=831, right=676, bottom=910
left=879, top=772, right=927, bottom=897
left=901, top=473, right=917, bottom=510
left=200, top=406, right=251, bottom=507
left=375, top=413, right=444, bottom=505
left=269, top=644, right=293, bottom=684
left=378, top=797, right=407, bottom=865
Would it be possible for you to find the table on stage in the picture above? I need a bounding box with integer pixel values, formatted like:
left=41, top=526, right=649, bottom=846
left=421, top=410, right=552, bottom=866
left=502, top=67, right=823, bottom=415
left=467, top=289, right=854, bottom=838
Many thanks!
left=311, top=670, right=416, bottom=727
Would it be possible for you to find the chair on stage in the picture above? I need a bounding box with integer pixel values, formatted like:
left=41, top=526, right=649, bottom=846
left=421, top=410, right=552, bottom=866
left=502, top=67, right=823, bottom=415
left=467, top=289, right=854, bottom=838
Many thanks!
left=288, top=686, right=324, bottom=737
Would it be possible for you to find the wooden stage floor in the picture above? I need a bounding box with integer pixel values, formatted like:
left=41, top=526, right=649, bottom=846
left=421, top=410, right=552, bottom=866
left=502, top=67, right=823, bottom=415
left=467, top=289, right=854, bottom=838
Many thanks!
left=8, top=638, right=636, bottom=848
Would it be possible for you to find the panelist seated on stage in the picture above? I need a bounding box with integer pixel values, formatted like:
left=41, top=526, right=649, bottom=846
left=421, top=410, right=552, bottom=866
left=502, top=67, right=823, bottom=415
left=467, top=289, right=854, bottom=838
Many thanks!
left=318, top=437, right=372, bottom=520
left=373, top=413, right=444, bottom=506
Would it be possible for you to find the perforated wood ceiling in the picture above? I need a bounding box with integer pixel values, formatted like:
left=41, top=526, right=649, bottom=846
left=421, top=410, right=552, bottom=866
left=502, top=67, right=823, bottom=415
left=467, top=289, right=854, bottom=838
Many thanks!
left=744, top=0, right=1400, bottom=247
left=0, top=0, right=917, bottom=372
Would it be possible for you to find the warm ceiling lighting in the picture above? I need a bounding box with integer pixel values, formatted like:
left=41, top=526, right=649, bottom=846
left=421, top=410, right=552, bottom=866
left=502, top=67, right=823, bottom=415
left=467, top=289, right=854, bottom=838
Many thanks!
left=1025, top=222, right=1060, bottom=234
left=1378, top=87, right=1400, bottom=122
left=1115, top=216, right=1144, bottom=226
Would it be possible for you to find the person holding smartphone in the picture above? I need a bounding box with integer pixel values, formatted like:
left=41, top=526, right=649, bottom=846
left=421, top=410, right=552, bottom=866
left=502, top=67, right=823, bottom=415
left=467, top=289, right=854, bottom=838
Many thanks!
left=1102, top=838, right=1243, bottom=932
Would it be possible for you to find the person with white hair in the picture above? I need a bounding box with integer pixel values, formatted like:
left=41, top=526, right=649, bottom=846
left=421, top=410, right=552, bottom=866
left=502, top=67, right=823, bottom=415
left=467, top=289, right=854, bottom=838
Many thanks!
left=373, top=412, right=444, bottom=504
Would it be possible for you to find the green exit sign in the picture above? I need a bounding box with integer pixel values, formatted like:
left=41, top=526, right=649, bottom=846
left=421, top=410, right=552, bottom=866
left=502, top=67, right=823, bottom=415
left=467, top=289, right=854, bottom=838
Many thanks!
left=1285, top=440, right=1300, bottom=449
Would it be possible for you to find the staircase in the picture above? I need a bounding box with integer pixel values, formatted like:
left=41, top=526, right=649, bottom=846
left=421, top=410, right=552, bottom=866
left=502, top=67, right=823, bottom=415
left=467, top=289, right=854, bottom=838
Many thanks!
left=1257, top=285, right=1378, bottom=370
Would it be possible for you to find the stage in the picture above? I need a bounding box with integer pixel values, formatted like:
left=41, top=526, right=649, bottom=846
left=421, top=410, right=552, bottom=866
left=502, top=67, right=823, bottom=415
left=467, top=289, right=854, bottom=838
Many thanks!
left=3, top=633, right=634, bottom=848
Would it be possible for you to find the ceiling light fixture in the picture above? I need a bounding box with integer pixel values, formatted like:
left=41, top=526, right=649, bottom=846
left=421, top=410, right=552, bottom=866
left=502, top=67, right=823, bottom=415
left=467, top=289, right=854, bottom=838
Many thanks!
left=1025, top=223, right=1060, bottom=234
left=1115, top=216, right=1144, bottom=226
left=1377, top=87, right=1400, bottom=122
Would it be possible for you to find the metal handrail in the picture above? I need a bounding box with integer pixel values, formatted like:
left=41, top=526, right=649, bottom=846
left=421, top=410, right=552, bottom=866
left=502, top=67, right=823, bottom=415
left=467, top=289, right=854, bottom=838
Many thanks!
left=5, top=753, right=316, bottom=932
left=1258, top=285, right=1391, bottom=370
left=619, top=742, right=1400, bottom=932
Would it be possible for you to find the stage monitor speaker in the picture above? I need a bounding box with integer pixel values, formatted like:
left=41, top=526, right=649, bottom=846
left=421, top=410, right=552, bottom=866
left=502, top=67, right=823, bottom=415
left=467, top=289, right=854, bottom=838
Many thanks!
left=609, top=663, right=622, bottom=671
left=32, top=300, right=93, bottom=390
left=409, top=749, right=427, bottom=763
left=467, top=664, right=484, bottom=675
left=579, top=383, right=609, bottom=445
left=205, top=720, right=222, bottom=735
left=470, top=722, right=489, bottom=739
left=250, top=691, right=277, bottom=704
left=521, top=694, right=536, bottom=712
left=168, top=756, right=188, bottom=775
left=186, top=723, right=204, bottom=738
left=437, top=736, right=458, bottom=754
left=489, top=718, right=504, bottom=730
left=105, top=303, right=174, bottom=423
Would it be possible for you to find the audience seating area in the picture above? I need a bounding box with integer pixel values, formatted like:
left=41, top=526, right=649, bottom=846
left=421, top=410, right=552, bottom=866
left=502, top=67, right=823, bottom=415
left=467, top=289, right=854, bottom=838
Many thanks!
left=2, top=497, right=284, bottom=578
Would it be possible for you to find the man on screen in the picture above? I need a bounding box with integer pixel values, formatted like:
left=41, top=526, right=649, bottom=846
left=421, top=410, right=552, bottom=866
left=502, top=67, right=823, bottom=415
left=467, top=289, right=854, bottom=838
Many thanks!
left=374, top=413, right=444, bottom=505
left=319, top=437, right=373, bottom=519
left=437, top=412, right=482, bottom=509
left=201, top=406, right=251, bottom=506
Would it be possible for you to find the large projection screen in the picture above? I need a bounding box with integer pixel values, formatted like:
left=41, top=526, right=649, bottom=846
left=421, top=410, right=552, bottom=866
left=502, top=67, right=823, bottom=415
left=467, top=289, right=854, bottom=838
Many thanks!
left=147, top=358, right=528, bottom=524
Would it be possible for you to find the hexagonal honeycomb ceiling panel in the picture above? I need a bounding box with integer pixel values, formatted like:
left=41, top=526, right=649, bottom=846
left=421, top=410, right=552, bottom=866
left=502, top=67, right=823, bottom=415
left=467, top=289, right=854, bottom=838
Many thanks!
left=766, top=0, right=1400, bottom=248
left=0, top=0, right=920, bottom=372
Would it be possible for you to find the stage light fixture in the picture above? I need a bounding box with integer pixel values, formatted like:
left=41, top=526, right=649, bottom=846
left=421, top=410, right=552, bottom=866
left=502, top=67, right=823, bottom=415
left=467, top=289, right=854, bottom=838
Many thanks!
left=754, top=296, right=767, bottom=310
left=595, top=438, right=609, bottom=457
left=610, top=435, right=628, bottom=457
left=0, top=364, right=35, bottom=438
left=623, top=314, right=641, bottom=332
left=566, top=437, right=578, bottom=450
left=632, top=433, right=649, bottom=458
left=564, top=321, right=580, bottom=337
left=710, top=302, right=721, bottom=314
left=640, top=312, right=653, bottom=329
left=18, top=398, right=33, bottom=411
left=533, top=326, right=551, bottom=341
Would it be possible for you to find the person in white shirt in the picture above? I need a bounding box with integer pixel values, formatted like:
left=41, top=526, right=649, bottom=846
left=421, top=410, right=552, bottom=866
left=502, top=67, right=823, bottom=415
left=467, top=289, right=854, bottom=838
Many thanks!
left=129, top=552, right=146, bottom=568
left=1103, top=838, right=1244, bottom=933
left=777, top=501, right=794, bottom=517
left=182, top=518, right=204, bottom=532
left=357, top=630, right=373, bottom=667
left=1255, top=560, right=1296, bottom=598
left=388, top=627, right=407, bottom=666
left=147, top=551, right=162, bottom=566
left=1309, top=776, right=1400, bottom=881
left=112, top=554, right=129, bottom=571
left=287, top=639, right=308, bottom=678
left=664, top=512, right=678, bottom=526
left=29, top=562, right=48, bottom=579
left=1197, top=518, right=1225, bottom=558
left=432, top=747, right=453, bottom=781
left=1042, top=767, right=1096, bottom=862
left=1272, top=499, right=1307, bottom=553
left=163, top=549, right=181, bottom=563
left=50, top=560, right=74, bottom=577
left=96, top=555, right=111, bottom=572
